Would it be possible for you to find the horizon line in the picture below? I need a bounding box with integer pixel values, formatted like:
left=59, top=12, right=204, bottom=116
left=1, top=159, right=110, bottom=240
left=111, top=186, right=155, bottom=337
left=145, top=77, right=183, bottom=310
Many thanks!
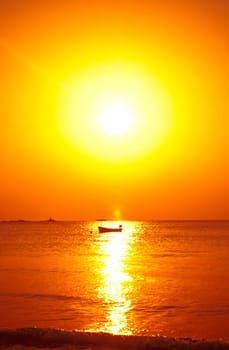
left=0, top=218, right=228, bottom=222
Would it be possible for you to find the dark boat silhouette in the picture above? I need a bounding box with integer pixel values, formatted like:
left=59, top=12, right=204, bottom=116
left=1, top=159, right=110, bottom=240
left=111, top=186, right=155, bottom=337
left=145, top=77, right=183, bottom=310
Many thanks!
left=43, top=217, right=56, bottom=223
left=98, top=225, right=122, bottom=233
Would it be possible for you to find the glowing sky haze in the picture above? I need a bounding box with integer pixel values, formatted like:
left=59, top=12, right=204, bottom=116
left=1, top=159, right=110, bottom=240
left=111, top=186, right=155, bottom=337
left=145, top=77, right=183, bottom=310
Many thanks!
left=0, top=0, right=228, bottom=220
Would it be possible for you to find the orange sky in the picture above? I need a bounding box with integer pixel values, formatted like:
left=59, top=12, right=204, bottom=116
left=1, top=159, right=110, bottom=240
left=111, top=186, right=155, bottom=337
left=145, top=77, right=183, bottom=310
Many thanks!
left=0, top=0, right=228, bottom=220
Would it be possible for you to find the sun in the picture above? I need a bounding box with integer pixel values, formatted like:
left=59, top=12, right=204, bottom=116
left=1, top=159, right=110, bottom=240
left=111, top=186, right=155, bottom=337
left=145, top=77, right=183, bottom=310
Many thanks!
left=58, top=61, right=173, bottom=163
left=98, top=102, right=133, bottom=136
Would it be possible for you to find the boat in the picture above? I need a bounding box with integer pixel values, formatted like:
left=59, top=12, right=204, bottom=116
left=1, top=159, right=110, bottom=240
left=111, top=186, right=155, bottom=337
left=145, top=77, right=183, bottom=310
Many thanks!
left=47, top=217, right=55, bottom=222
left=98, top=225, right=122, bottom=233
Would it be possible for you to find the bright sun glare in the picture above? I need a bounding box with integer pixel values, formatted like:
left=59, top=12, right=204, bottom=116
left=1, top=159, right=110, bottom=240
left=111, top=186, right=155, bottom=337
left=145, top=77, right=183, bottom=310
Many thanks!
left=98, top=102, right=133, bottom=136
left=58, top=62, right=173, bottom=163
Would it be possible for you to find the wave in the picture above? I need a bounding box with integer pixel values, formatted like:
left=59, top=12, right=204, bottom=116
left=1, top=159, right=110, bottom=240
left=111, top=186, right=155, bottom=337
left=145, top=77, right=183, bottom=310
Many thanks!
left=0, top=328, right=229, bottom=349
left=4, top=292, right=83, bottom=301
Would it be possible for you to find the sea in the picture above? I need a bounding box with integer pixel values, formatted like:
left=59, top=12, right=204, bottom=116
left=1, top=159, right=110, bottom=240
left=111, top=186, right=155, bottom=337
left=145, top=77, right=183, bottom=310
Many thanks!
left=0, top=220, right=229, bottom=349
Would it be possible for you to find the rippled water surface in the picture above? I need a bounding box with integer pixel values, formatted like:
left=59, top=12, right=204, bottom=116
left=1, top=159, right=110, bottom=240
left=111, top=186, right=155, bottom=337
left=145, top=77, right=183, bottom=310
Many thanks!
left=0, top=220, right=229, bottom=340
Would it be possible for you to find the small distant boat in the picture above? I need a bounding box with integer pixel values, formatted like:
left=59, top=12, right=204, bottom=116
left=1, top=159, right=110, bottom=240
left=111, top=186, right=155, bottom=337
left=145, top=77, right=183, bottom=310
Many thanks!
left=44, top=217, right=56, bottom=223
left=98, top=225, right=122, bottom=233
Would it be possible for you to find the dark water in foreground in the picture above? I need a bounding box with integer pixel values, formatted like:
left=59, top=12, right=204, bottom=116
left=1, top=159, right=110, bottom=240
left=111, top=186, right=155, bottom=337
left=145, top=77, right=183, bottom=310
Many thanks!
left=0, top=220, right=229, bottom=349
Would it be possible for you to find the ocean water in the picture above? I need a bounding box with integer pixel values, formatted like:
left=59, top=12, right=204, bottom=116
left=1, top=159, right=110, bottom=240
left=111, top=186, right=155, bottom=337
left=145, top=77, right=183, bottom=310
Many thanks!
left=0, top=220, right=229, bottom=349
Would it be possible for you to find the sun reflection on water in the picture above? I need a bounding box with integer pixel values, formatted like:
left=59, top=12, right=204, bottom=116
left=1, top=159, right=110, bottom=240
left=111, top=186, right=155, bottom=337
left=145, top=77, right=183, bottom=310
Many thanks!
left=98, top=228, right=133, bottom=334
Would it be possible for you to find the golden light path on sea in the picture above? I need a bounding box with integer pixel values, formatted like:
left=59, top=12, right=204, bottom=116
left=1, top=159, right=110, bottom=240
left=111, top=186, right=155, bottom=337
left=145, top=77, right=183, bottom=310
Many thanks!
left=97, top=228, right=134, bottom=334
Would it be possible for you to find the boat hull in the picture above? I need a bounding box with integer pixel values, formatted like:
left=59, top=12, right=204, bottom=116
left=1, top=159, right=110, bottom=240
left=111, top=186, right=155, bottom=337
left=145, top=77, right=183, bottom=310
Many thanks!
left=98, top=226, right=122, bottom=233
